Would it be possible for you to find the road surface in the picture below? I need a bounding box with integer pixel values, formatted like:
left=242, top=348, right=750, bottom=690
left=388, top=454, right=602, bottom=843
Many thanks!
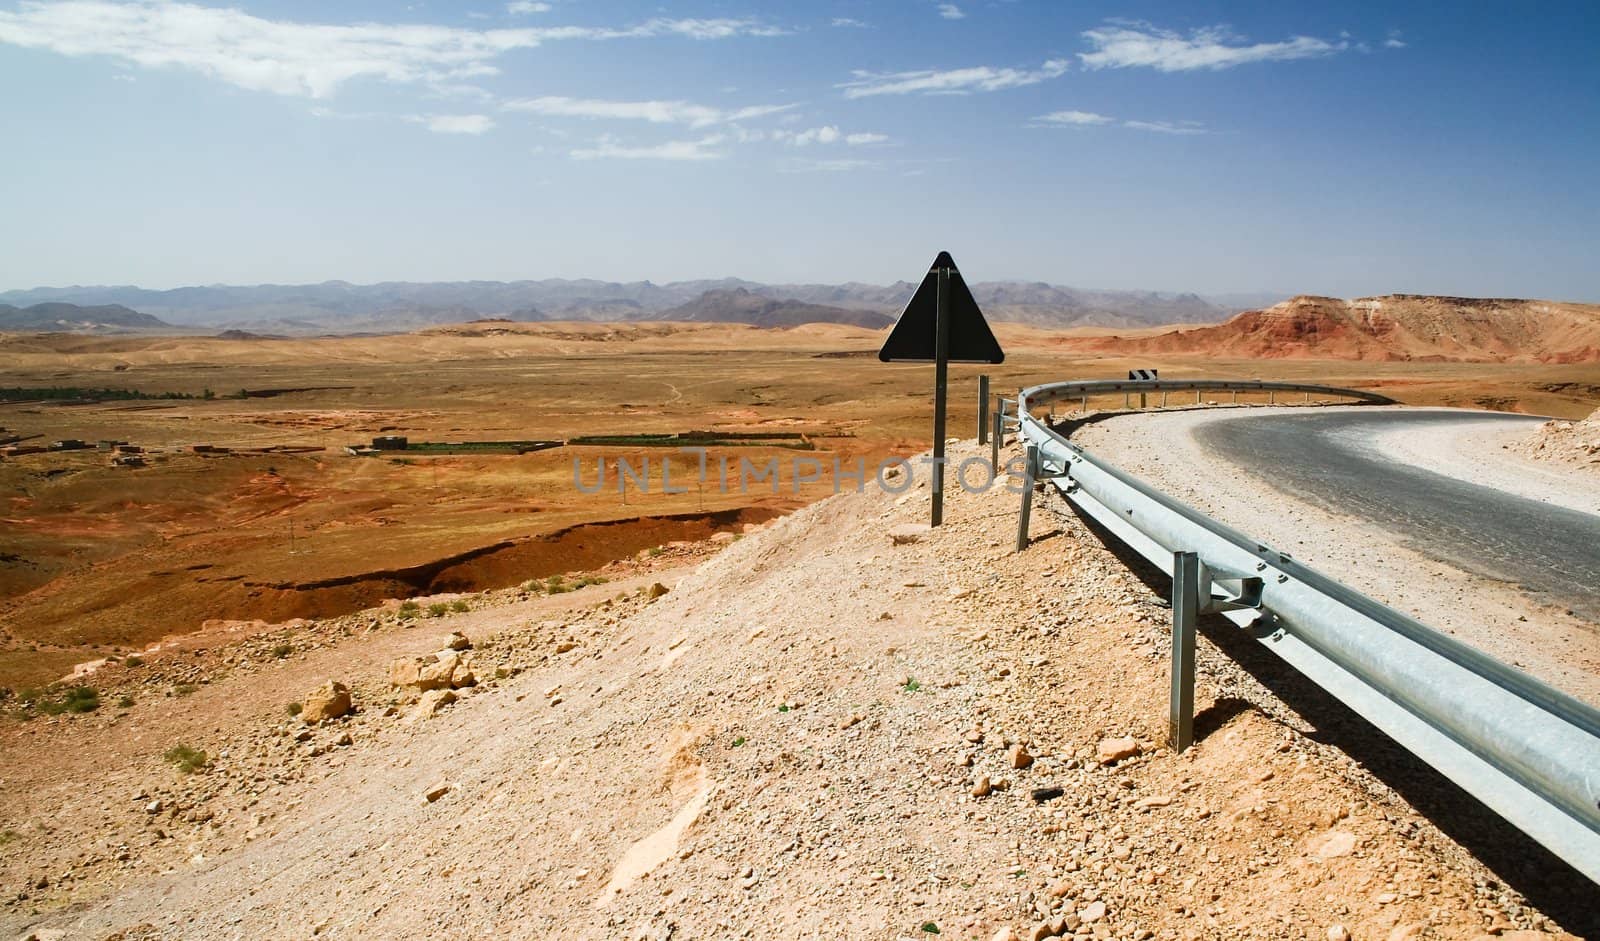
left=1072, top=404, right=1600, bottom=706
left=1195, top=409, right=1600, bottom=623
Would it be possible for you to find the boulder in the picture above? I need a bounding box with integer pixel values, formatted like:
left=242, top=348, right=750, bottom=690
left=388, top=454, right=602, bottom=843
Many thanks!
left=408, top=689, right=457, bottom=723
left=444, top=631, right=472, bottom=651
left=1096, top=736, right=1141, bottom=764
left=300, top=681, right=352, bottom=724
left=390, top=651, right=473, bottom=691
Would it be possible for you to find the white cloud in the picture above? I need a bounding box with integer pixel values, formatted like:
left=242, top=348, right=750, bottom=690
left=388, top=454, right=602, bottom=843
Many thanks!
left=0, top=1, right=786, bottom=98
left=1032, top=110, right=1113, bottom=126
left=648, top=18, right=789, bottom=40
left=839, top=58, right=1069, bottom=98
left=503, top=95, right=794, bottom=128
left=1079, top=23, right=1345, bottom=72
left=830, top=17, right=869, bottom=28
left=1029, top=110, right=1206, bottom=134
left=767, top=126, right=890, bottom=147
left=1383, top=30, right=1407, bottom=49
left=1121, top=118, right=1206, bottom=134
left=411, top=113, right=495, bottom=134
left=506, top=1, right=550, bottom=13
left=786, top=125, right=840, bottom=146
left=937, top=4, right=965, bottom=20
left=570, top=135, right=727, bottom=161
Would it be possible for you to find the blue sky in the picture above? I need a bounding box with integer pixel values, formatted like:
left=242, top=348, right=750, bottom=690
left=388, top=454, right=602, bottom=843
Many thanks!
left=1, top=1, right=1597, bottom=299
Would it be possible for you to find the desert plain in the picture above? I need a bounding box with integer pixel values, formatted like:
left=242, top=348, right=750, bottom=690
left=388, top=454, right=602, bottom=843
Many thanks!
left=1, top=312, right=1598, bottom=940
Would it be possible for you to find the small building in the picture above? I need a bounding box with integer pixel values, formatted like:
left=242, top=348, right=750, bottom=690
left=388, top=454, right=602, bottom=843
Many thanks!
left=372, top=435, right=409, bottom=451
left=111, top=454, right=146, bottom=467
left=52, top=439, right=90, bottom=451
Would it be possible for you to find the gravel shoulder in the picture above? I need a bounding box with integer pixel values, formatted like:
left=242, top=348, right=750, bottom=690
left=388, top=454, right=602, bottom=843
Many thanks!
left=0, top=440, right=1589, bottom=940
left=1352, top=411, right=1599, bottom=515
left=1070, top=406, right=1600, bottom=708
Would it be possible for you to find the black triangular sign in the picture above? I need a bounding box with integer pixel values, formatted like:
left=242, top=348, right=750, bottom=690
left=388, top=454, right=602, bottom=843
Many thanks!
left=878, top=252, right=1004, bottom=364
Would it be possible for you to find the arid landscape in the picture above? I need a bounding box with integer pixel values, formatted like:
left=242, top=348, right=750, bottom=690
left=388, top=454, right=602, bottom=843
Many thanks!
left=5, top=2, right=1599, bottom=935
left=2, top=293, right=1599, bottom=940
left=5, top=301, right=1598, bottom=688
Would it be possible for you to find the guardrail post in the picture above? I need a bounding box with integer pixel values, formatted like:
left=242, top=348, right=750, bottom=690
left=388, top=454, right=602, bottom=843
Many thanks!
left=1139, top=391, right=1147, bottom=409
left=990, top=408, right=1001, bottom=470
left=976, top=379, right=989, bottom=443
left=1015, top=442, right=1038, bottom=551
left=1171, top=551, right=1200, bottom=753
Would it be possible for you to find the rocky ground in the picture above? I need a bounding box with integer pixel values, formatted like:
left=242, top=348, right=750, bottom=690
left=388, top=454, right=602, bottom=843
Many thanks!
left=1512, top=408, right=1600, bottom=474
left=0, top=441, right=1591, bottom=940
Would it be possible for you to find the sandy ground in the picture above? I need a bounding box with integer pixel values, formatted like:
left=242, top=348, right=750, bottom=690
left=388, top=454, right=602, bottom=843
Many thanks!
left=0, top=440, right=1590, bottom=940
left=1070, top=406, right=1600, bottom=708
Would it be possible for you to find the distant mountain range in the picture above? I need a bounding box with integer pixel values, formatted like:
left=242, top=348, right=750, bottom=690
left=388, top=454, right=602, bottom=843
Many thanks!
left=0, top=279, right=1282, bottom=335
left=0, top=302, right=170, bottom=332
left=657, top=289, right=894, bottom=329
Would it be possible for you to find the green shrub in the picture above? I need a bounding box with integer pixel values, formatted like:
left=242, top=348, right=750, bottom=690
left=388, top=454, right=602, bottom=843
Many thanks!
left=163, top=744, right=209, bottom=774
left=901, top=677, right=921, bottom=693
left=427, top=602, right=450, bottom=618
left=117, top=695, right=135, bottom=709
left=35, top=685, right=99, bottom=715
left=123, top=655, right=144, bottom=668
left=173, top=683, right=198, bottom=697
left=0, top=830, right=19, bottom=846
left=398, top=601, right=421, bottom=619
left=285, top=701, right=302, bottom=716
left=270, top=643, right=293, bottom=660
left=450, top=599, right=470, bottom=613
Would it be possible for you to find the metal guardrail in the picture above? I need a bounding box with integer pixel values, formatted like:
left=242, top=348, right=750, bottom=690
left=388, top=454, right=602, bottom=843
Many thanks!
left=1007, top=378, right=1600, bottom=884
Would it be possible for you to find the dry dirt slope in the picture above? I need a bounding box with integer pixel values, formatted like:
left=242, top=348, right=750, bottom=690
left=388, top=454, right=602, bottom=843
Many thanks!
left=2, top=443, right=1588, bottom=940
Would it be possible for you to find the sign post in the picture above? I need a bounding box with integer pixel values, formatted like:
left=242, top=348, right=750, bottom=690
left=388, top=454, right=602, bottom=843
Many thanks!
left=977, top=374, right=990, bottom=445
left=878, top=252, right=1004, bottom=526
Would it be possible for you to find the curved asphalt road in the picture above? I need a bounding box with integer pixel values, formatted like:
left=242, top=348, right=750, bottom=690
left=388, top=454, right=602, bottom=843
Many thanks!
left=1195, top=410, right=1600, bottom=623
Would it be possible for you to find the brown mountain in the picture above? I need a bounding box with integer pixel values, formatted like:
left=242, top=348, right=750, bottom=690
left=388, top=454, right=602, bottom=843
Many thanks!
left=1067, top=294, right=1600, bottom=363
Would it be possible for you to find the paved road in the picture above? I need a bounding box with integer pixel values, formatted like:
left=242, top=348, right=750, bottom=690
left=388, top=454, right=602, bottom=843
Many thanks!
left=1195, top=410, right=1600, bottom=623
